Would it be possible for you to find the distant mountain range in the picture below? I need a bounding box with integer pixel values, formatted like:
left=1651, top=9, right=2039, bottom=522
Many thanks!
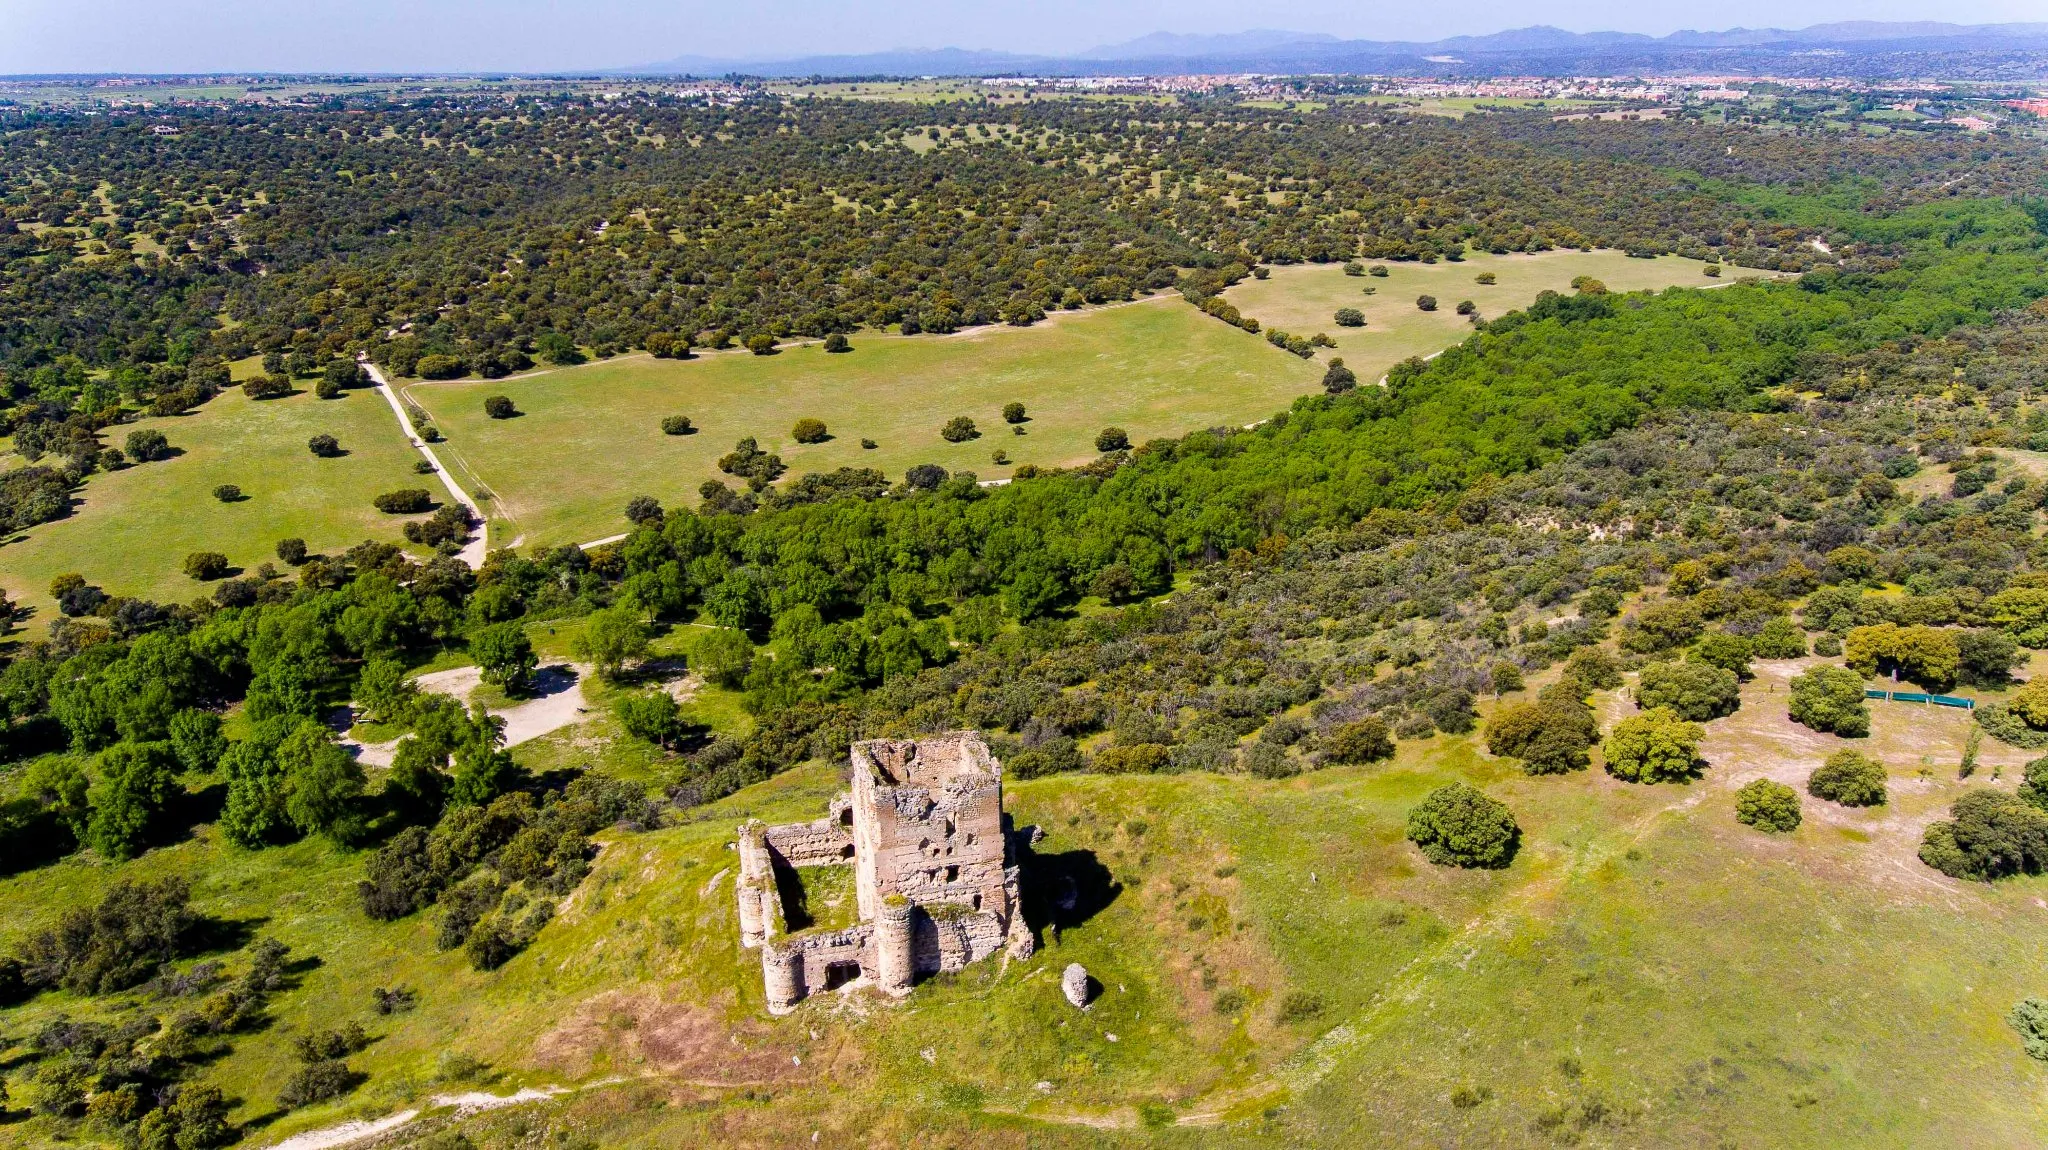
left=621, top=21, right=2048, bottom=80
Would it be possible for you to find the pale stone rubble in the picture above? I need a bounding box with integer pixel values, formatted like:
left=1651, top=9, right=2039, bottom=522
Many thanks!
left=738, top=731, right=1034, bottom=1013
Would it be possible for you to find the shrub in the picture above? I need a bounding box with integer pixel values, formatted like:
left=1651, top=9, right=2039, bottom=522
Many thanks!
left=1334, top=307, right=1365, bottom=327
left=1635, top=661, right=1740, bottom=721
left=1736, top=779, right=1801, bottom=832
left=211, top=484, right=241, bottom=502
left=1562, top=646, right=1623, bottom=690
left=1095, top=426, right=1130, bottom=452
left=1603, top=707, right=1705, bottom=783
left=661, top=414, right=694, bottom=435
left=1416, top=295, right=1438, bottom=312
left=483, top=395, right=517, bottom=419
left=1808, top=750, right=1887, bottom=806
left=323, top=359, right=366, bottom=390
left=1324, top=717, right=1394, bottom=764
left=1752, top=618, right=1808, bottom=659
left=1691, top=632, right=1754, bottom=678
left=374, top=489, right=433, bottom=514
left=1276, top=990, right=1325, bottom=1023
left=279, top=1059, right=362, bottom=1108
left=941, top=416, right=979, bottom=442
left=1485, top=697, right=1599, bottom=774
left=18, top=877, right=197, bottom=994
left=1095, top=743, right=1172, bottom=774
left=1456, top=299, right=1476, bottom=316
left=823, top=332, right=850, bottom=353
left=314, top=377, right=342, bottom=400
left=1919, top=790, right=2048, bottom=880
left=276, top=537, right=307, bottom=565
left=183, top=551, right=230, bottom=581
left=125, top=429, right=170, bottom=462
left=792, top=417, right=829, bottom=444
left=1406, top=783, right=1519, bottom=868
left=2010, top=998, right=2048, bottom=1061
left=1621, top=599, right=1704, bottom=652
left=307, top=433, right=341, bottom=457
left=1002, top=402, right=1027, bottom=423
left=745, top=333, right=779, bottom=355
left=1368, top=264, right=1389, bottom=277
left=241, top=375, right=290, bottom=399
left=2020, top=755, right=2048, bottom=809
left=1787, top=666, right=1870, bottom=737
left=1475, top=271, right=1497, bottom=284
left=1321, top=358, right=1357, bottom=394
left=415, top=354, right=464, bottom=380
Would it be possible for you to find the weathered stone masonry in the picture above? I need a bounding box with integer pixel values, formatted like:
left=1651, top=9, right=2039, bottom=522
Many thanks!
left=738, top=731, right=1033, bottom=1013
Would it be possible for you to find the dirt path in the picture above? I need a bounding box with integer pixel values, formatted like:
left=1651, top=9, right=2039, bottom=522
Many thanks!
left=342, top=662, right=591, bottom=766
left=361, top=360, right=487, bottom=570
left=260, top=1086, right=574, bottom=1150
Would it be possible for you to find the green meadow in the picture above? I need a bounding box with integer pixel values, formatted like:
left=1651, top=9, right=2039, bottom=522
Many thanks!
left=0, top=386, right=435, bottom=621
left=404, top=297, right=1319, bottom=548
left=1221, top=248, right=1726, bottom=374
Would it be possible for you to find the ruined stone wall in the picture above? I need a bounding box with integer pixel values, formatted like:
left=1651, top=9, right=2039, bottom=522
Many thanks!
left=762, top=923, right=877, bottom=1014
left=851, top=734, right=1011, bottom=924
left=764, top=811, right=855, bottom=868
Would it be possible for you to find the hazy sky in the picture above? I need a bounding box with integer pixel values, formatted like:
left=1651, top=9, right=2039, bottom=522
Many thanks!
left=4, top=0, right=2044, bottom=74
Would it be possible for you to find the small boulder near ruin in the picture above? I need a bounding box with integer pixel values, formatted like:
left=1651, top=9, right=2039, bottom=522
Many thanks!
left=1063, top=963, right=1091, bottom=1008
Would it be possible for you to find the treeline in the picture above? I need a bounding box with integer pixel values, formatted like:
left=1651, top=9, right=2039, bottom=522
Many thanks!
left=7, top=91, right=2038, bottom=411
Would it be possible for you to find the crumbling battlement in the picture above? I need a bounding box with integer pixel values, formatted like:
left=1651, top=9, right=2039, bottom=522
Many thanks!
left=739, top=731, right=1033, bottom=1013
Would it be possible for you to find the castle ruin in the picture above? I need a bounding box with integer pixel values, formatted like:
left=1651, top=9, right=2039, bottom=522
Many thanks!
left=736, top=731, right=1033, bottom=1013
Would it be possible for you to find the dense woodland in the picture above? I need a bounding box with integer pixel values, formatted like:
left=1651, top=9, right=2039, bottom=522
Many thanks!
left=5, top=94, right=2048, bottom=1141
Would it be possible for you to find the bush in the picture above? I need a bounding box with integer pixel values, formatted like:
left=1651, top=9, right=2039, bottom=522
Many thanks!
left=823, top=332, right=850, bottom=353
left=1562, top=646, right=1623, bottom=689
left=1621, top=599, right=1704, bottom=652
left=1808, top=750, right=1887, bottom=806
left=183, top=551, right=230, bottom=581
left=1635, top=660, right=1740, bottom=721
left=1787, top=666, right=1870, bottom=737
left=307, top=433, right=341, bottom=457
left=1324, top=718, right=1394, bottom=764
left=1406, top=783, right=1519, bottom=868
left=2010, top=998, right=2048, bottom=1061
left=661, top=414, right=694, bottom=435
left=1368, top=264, right=1389, bottom=277
left=1736, top=779, right=1801, bottom=832
left=241, top=375, right=290, bottom=399
left=792, top=417, right=829, bottom=444
left=1095, top=743, right=1172, bottom=774
left=1321, top=358, right=1358, bottom=394
left=279, top=1059, right=362, bottom=1108
left=374, top=489, right=433, bottom=514
left=18, top=877, right=197, bottom=994
left=483, top=395, right=517, bottom=419
left=415, top=354, right=464, bottom=379
left=1095, top=426, right=1131, bottom=452
left=1485, top=696, right=1599, bottom=774
left=1334, top=307, right=1365, bottom=327
left=276, top=537, right=308, bottom=565
left=1002, top=402, right=1027, bottom=423
left=1277, top=990, right=1326, bottom=1022
left=941, top=416, right=978, bottom=443
left=125, top=429, right=170, bottom=462
left=1456, top=299, right=1476, bottom=316
left=322, top=359, right=367, bottom=391
left=1475, top=272, right=1497, bottom=284
left=1691, top=632, right=1754, bottom=678
left=1416, top=295, right=1438, bottom=312
left=314, top=377, right=342, bottom=399
left=1752, top=617, right=1808, bottom=658
left=1919, top=790, right=2048, bottom=880
left=745, top=333, right=779, bottom=355
left=211, top=484, right=241, bottom=502
left=1603, top=707, right=1705, bottom=783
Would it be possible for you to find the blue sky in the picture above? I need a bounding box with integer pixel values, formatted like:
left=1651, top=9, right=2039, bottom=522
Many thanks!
left=3, top=0, right=2043, bottom=74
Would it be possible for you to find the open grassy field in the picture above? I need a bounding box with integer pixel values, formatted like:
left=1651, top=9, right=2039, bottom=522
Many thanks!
left=5, top=650, right=2046, bottom=1148
left=1220, top=249, right=1724, bottom=376
left=0, top=386, right=434, bottom=622
left=404, top=250, right=1716, bottom=551
left=403, top=297, right=1321, bottom=548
